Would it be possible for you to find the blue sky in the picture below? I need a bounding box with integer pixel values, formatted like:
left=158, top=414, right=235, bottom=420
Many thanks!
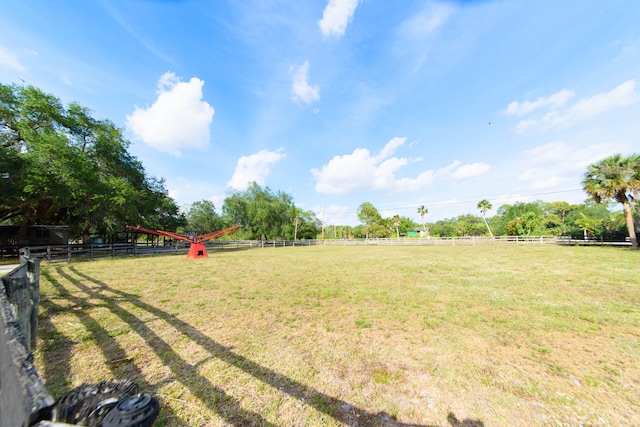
left=2, top=0, right=639, bottom=226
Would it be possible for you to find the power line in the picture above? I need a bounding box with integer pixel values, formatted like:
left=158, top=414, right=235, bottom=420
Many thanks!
left=321, top=186, right=585, bottom=216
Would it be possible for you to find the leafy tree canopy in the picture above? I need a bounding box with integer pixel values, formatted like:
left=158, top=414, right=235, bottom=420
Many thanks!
left=221, top=182, right=320, bottom=240
left=185, top=200, right=222, bottom=235
left=0, top=82, right=184, bottom=241
left=582, top=153, right=639, bottom=248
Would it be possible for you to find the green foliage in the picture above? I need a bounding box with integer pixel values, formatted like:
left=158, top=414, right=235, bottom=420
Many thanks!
left=185, top=200, right=222, bottom=235
left=352, top=202, right=419, bottom=238
left=582, top=153, right=640, bottom=248
left=409, top=199, right=629, bottom=239
left=222, top=182, right=320, bottom=240
left=429, top=214, right=486, bottom=237
left=356, top=202, right=381, bottom=238
left=0, top=82, right=183, bottom=241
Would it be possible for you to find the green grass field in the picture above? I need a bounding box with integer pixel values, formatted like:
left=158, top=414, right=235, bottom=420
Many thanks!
left=35, top=245, right=640, bottom=426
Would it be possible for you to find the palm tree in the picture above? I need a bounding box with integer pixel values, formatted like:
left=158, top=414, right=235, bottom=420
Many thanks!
left=582, top=153, right=640, bottom=249
left=393, top=215, right=401, bottom=240
left=417, top=205, right=428, bottom=236
left=477, top=199, right=494, bottom=239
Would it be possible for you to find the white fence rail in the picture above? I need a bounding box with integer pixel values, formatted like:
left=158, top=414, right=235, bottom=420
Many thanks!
left=14, top=235, right=632, bottom=262
left=321, top=236, right=560, bottom=246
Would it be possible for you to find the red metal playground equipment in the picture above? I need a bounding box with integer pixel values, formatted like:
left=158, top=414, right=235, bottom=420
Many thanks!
left=126, top=224, right=241, bottom=258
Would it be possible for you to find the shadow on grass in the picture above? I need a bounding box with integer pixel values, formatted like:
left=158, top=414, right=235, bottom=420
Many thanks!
left=46, top=264, right=484, bottom=427
left=37, top=284, right=73, bottom=395
left=38, top=270, right=149, bottom=397
left=52, top=267, right=272, bottom=426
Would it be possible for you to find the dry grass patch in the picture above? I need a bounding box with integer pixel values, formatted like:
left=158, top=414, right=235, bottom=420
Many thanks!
left=35, top=246, right=640, bottom=426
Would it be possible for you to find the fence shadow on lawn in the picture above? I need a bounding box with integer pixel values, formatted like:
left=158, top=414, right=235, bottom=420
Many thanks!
left=44, top=264, right=483, bottom=427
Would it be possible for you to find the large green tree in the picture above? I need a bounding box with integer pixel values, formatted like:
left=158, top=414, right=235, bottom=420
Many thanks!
left=222, top=182, right=319, bottom=240
left=0, top=83, right=182, bottom=242
left=185, top=200, right=222, bottom=235
left=356, top=202, right=381, bottom=239
left=582, top=153, right=640, bottom=249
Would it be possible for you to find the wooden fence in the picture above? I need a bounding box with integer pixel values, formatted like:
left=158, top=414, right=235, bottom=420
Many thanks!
left=1, top=235, right=631, bottom=263
left=10, top=239, right=317, bottom=262
left=1, top=249, right=54, bottom=426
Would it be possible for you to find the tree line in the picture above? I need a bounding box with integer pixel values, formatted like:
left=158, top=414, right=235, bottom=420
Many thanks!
left=183, top=183, right=320, bottom=241
left=2, top=83, right=637, bottom=247
left=0, top=83, right=320, bottom=243
left=327, top=196, right=636, bottom=244
left=344, top=153, right=639, bottom=248
left=1, top=83, right=183, bottom=243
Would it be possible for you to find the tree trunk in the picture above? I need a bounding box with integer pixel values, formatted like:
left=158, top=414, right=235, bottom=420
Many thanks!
left=622, top=200, right=638, bottom=249
left=482, top=215, right=494, bottom=239
left=17, top=208, right=32, bottom=246
left=632, top=198, right=640, bottom=237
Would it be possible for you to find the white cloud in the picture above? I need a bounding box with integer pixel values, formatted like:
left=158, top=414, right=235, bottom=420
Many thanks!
left=518, top=140, right=628, bottom=190
left=395, top=2, right=455, bottom=70
left=505, top=89, right=574, bottom=116
left=228, top=148, right=287, bottom=190
left=451, top=162, right=492, bottom=180
left=509, top=80, right=638, bottom=133
left=311, top=137, right=490, bottom=194
left=318, top=0, right=360, bottom=37
left=126, top=72, right=214, bottom=156
left=60, top=75, right=73, bottom=86
left=291, top=61, right=320, bottom=104
left=565, top=80, right=637, bottom=121
left=398, top=2, right=454, bottom=40
left=0, top=45, right=27, bottom=72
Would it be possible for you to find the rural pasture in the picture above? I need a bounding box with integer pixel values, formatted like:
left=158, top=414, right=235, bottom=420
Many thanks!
left=35, top=245, right=639, bottom=426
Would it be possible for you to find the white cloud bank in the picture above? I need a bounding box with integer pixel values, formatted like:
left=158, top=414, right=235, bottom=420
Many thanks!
left=0, top=45, right=27, bottom=72
left=311, top=137, right=490, bottom=194
left=518, top=140, right=627, bottom=190
left=126, top=72, right=214, bottom=156
left=228, top=148, right=287, bottom=191
left=291, top=61, right=320, bottom=104
left=507, top=80, right=638, bottom=133
left=505, top=89, right=574, bottom=116
left=318, top=0, right=360, bottom=37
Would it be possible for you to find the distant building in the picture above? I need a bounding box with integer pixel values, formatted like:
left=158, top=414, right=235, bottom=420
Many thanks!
left=0, top=225, right=70, bottom=247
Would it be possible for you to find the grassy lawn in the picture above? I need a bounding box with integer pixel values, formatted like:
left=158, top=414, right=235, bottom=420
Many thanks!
left=35, top=245, right=640, bottom=426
